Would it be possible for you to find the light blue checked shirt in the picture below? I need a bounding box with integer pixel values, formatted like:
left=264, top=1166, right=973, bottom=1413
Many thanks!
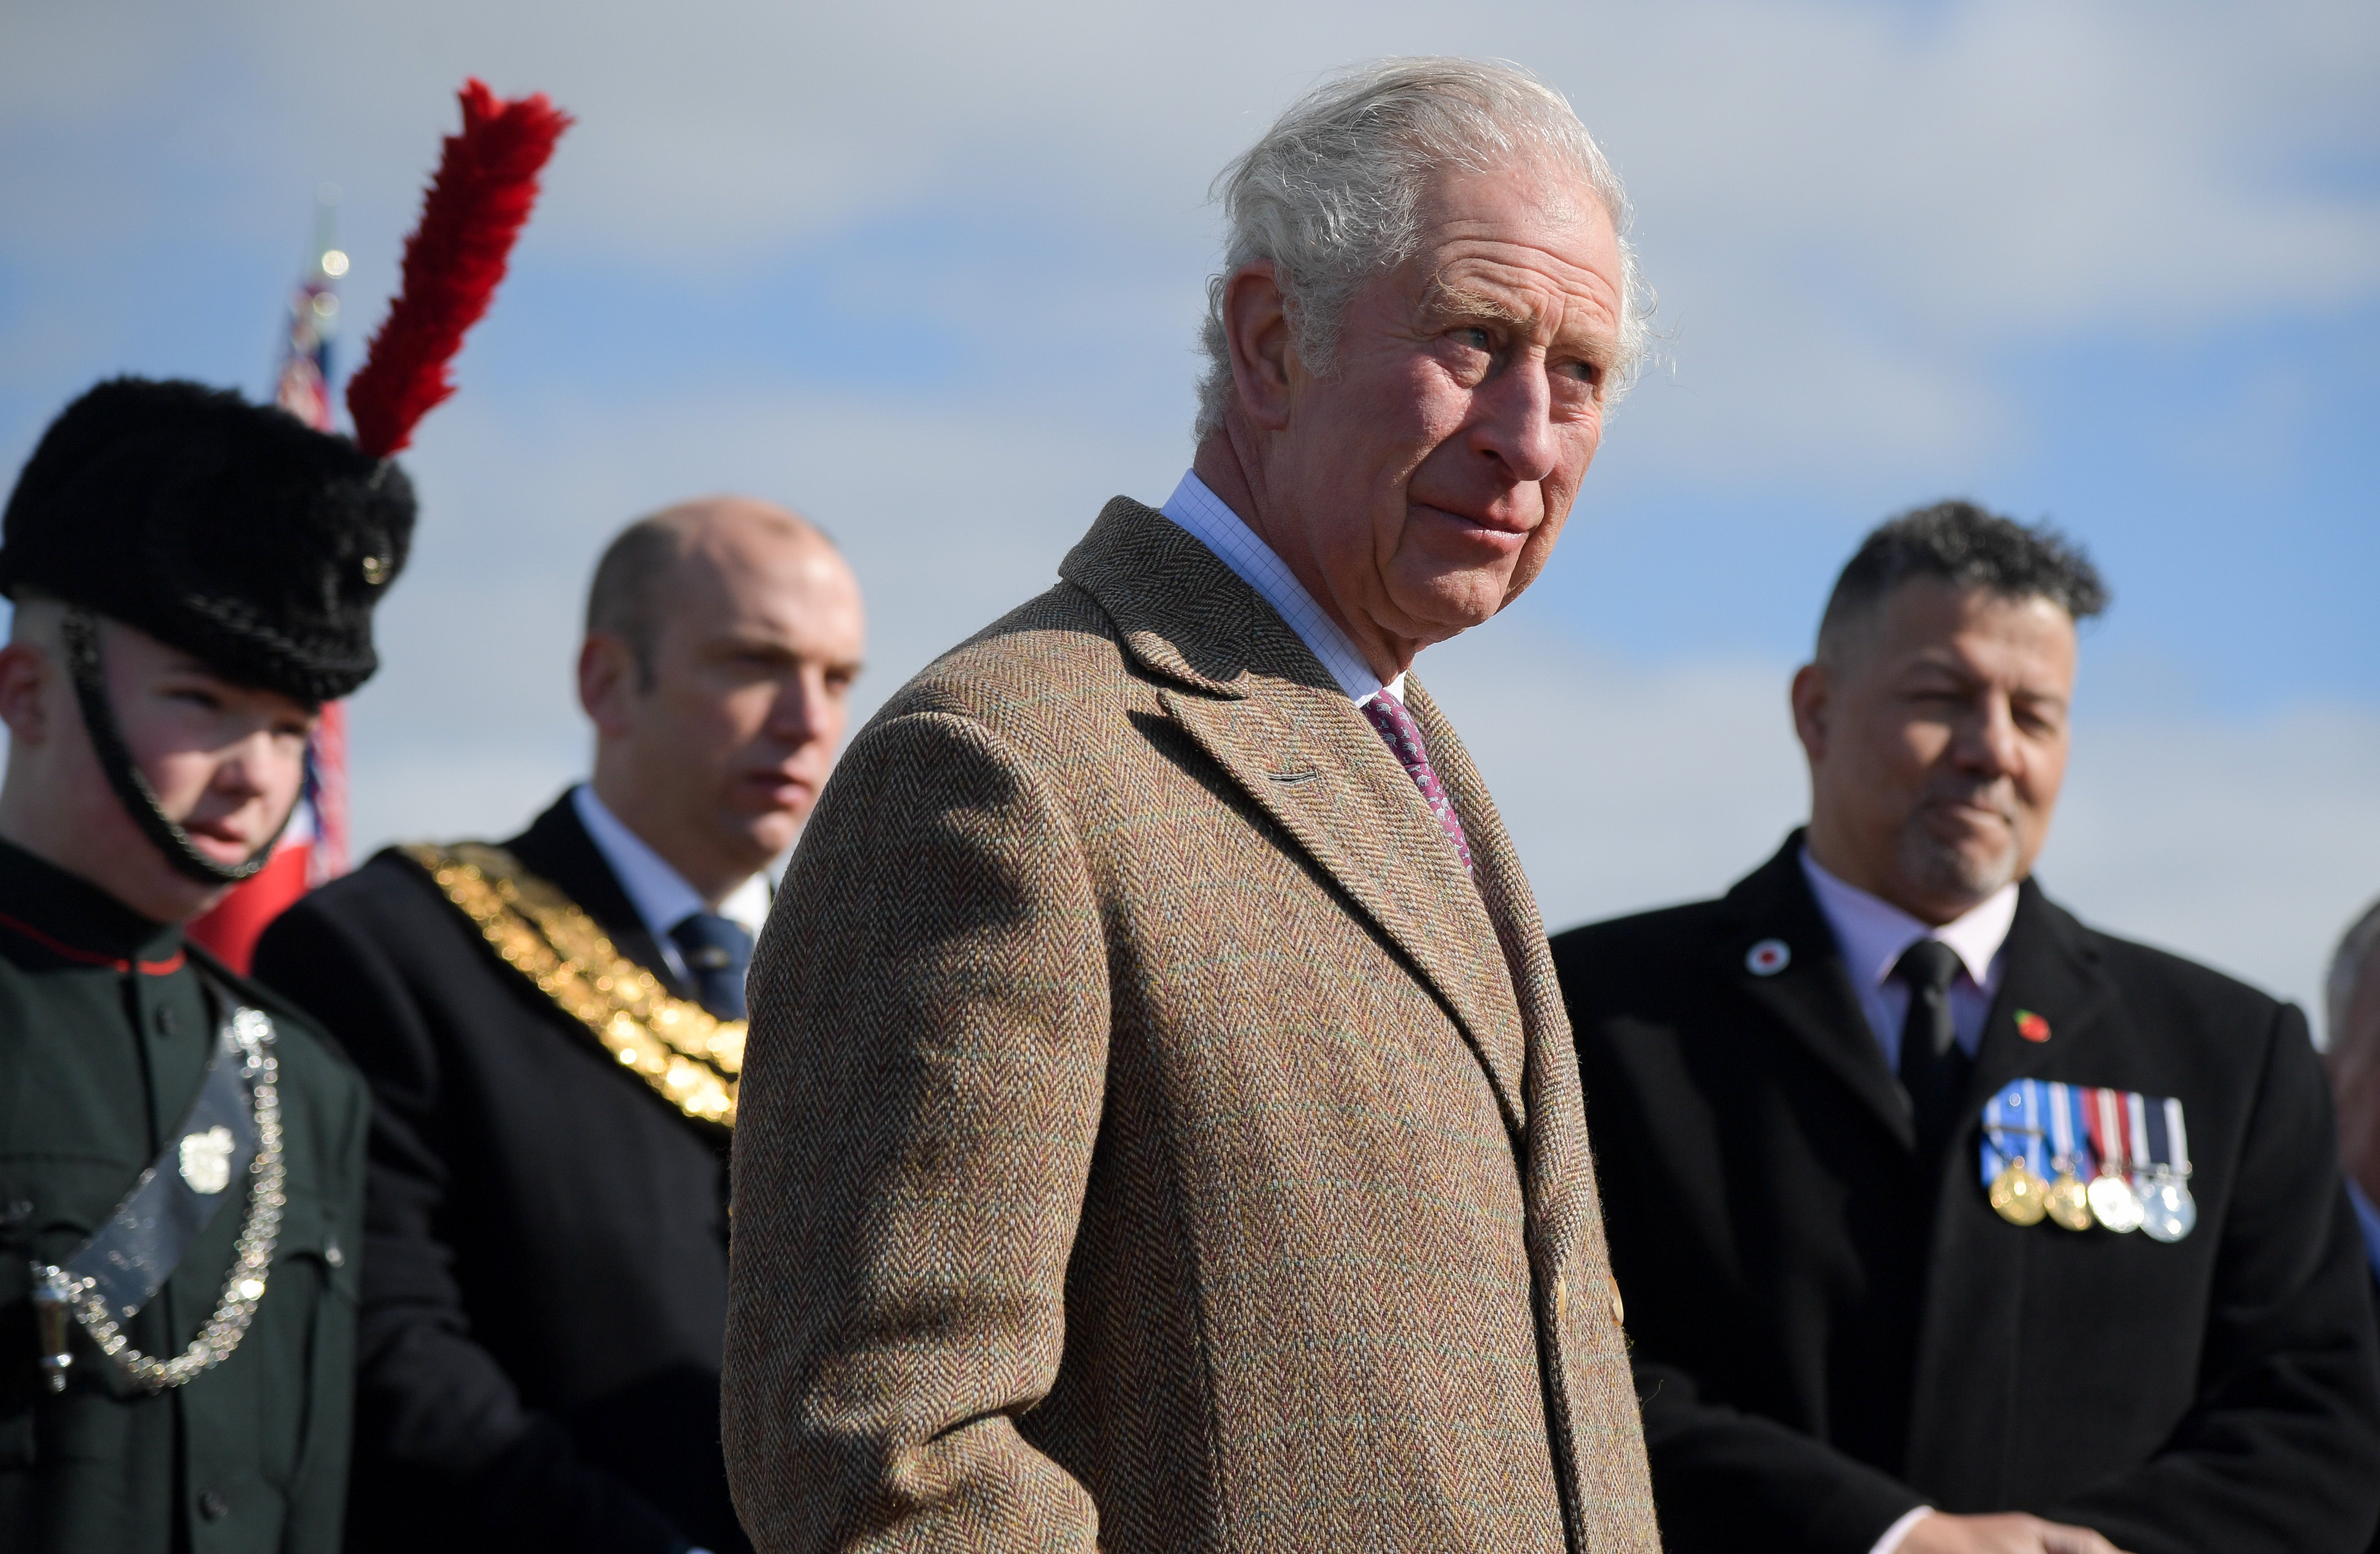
left=1158, top=470, right=1405, bottom=708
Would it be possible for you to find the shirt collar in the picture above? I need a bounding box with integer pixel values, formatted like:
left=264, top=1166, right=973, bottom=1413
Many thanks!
left=1798, top=844, right=2018, bottom=992
left=571, top=785, right=770, bottom=942
left=1158, top=469, right=1405, bottom=706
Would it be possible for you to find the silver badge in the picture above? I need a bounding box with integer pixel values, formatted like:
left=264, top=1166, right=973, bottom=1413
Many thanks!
left=1746, top=938, right=1791, bottom=977
left=2140, top=1171, right=2197, bottom=1243
left=179, top=1126, right=237, bottom=1195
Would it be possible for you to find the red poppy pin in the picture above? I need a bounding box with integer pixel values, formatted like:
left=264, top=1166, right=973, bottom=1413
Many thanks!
left=2015, top=1009, right=2052, bottom=1044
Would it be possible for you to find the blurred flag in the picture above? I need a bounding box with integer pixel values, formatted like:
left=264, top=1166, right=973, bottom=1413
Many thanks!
left=191, top=82, right=571, bottom=971
left=186, top=190, right=352, bottom=973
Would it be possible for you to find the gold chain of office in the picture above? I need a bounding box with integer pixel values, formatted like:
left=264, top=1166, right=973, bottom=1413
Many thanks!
left=402, top=842, right=744, bottom=1128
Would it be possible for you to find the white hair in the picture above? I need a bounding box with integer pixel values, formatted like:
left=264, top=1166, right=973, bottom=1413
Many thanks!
left=2329, top=896, right=2380, bottom=1050
left=1193, top=56, right=1651, bottom=442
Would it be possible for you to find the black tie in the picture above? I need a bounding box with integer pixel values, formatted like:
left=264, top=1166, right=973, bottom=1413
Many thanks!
left=669, top=912, right=753, bottom=1022
left=1893, top=939, right=1968, bottom=1163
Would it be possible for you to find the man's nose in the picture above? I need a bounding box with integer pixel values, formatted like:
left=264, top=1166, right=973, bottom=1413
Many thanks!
left=1470, top=357, right=1559, bottom=483
left=767, top=672, right=821, bottom=743
left=1957, top=696, right=2023, bottom=774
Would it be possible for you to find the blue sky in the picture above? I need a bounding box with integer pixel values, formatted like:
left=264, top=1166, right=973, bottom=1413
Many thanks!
left=3, top=0, right=2376, bottom=1020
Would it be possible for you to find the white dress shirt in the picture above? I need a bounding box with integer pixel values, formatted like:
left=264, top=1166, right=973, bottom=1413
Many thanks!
left=1799, top=847, right=2020, bottom=1554
left=1159, top=470, right=1405, bottom=709
left=1800, top=847, right=2018, bottom=1071
left=571, top=784, right=770, bottom=988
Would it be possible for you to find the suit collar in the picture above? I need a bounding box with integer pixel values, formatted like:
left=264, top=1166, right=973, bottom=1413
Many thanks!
left=1724, top=832, right=1917, bottom=1150
left=1060, top=497, right=1336, bottom=702
left=1963, top=878, right=2114, bottom=1099
left=506, top=792, right=690, bottom=999
left=1063, top=501, right=1532, bottom=1128
left=1152, top=470, right=1402, bottom=704
left=1721, top=836, right=2119, bottom=1155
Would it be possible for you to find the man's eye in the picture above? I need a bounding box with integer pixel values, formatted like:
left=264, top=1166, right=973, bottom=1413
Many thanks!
left=1456, top=327, right=1491, bottom=351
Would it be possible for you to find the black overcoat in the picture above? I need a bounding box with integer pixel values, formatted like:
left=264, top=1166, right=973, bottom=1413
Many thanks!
left=1551, top=835, right=2380, bottom=1554
left=252, top=793, right=746, bottom=1554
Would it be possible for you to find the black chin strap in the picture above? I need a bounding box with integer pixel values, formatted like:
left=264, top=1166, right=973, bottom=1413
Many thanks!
left=58, top=607, right=293, bottom=887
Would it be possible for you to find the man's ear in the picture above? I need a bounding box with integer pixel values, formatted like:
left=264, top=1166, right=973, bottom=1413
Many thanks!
left=1223, top=262, right=1296, bottom=432
left=1789, top=661, right=1830, bottom=765
left=0, top=642, right=52, bottom=747
left=577, top=634, right=639, bottom=737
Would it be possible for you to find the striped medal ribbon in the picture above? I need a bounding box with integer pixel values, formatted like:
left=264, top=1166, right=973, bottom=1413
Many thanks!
left=2042, top=1081, right=2097, bottom=1231
left=2138, top=1094, right=2197, bottom=1242
left=1979, top=1082, right=2049, bottom=1226
left=2083, top=1087, right=2146, bottom=1233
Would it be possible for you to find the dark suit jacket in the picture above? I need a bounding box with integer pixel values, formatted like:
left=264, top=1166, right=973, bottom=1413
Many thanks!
left=252, top=793, right=747, bottom=1554
left=1552, top=834, right=2380, bottom=1554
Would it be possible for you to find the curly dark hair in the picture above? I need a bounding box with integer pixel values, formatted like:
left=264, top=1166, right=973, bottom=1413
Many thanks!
left=1816, top=499, right=2108, bottom=660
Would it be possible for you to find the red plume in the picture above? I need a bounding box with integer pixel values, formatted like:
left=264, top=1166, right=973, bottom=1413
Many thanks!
left=346, top=79, right=572, bottom=457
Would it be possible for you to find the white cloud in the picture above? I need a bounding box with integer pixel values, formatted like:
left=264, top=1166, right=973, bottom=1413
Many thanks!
left=8, top=0, right=2373, bottom=485
left=4, top=0, right=2373, bottom=1038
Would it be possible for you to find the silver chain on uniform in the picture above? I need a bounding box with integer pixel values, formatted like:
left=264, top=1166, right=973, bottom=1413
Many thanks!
left=35, top=1008, right=286, bottom=1391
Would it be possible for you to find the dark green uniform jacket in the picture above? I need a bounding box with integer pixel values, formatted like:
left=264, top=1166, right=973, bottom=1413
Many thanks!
left=0, top=841, right=366, bottom=1554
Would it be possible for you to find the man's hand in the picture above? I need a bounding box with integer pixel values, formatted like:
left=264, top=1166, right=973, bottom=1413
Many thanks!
left=1899, top=1511, right=2131, bottom=1554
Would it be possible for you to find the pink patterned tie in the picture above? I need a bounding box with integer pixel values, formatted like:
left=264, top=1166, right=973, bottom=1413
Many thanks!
left=1361, top=689, right=1474, bottom=873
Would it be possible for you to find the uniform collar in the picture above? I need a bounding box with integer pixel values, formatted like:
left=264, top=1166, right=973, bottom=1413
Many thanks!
left=0, top=837, right=186, bottom=971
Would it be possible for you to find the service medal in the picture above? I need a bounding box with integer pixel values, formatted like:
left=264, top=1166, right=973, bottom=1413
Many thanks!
left=2045, top=1168, right=2094, bottom=1231
left=2042, top=1083, right=2095, bottom=1230
left=2140, top=1170, right=2196, bottom=1243
left=2138, top=1096, right=2197, bottom=1243
left=2080, top=1086, right=2142, bottom=1233
left=1990, top=1159, right=2049, bottom=1226
left=2087, top=1170, right=2143, bottom=1234
left=1978, top=1082, right=2051, bottom=1227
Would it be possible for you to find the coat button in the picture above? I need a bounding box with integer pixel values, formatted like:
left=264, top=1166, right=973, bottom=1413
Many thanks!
left=197, top=1489, right=228, bottom=1521
left=1609, top=1280, right=1626, bottom=1326
left=153, top=1005, right=179, bottom=1036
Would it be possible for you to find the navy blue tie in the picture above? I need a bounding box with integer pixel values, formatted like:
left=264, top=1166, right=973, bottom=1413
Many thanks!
left=669, top=912, right=753, bottom=1022
left=1894, top=939, right=1968, bottom=1164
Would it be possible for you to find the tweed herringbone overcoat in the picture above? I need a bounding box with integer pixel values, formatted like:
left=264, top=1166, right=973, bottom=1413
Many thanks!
left=721, top=498, right=1660, bottom=1554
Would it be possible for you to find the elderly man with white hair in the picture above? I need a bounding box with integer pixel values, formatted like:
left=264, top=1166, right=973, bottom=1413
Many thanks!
left=722, top=58, right=1661, bottom=1554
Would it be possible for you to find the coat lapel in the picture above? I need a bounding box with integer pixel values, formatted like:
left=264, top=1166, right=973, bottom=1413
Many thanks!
left=1963, top=882, right=2115, bottom=1107
left=507, top=792, right=693, bottom=1001
left=1062, top=499, right=1530, bottom=1130
left=1721, top=838, right=1916, bottom=1152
